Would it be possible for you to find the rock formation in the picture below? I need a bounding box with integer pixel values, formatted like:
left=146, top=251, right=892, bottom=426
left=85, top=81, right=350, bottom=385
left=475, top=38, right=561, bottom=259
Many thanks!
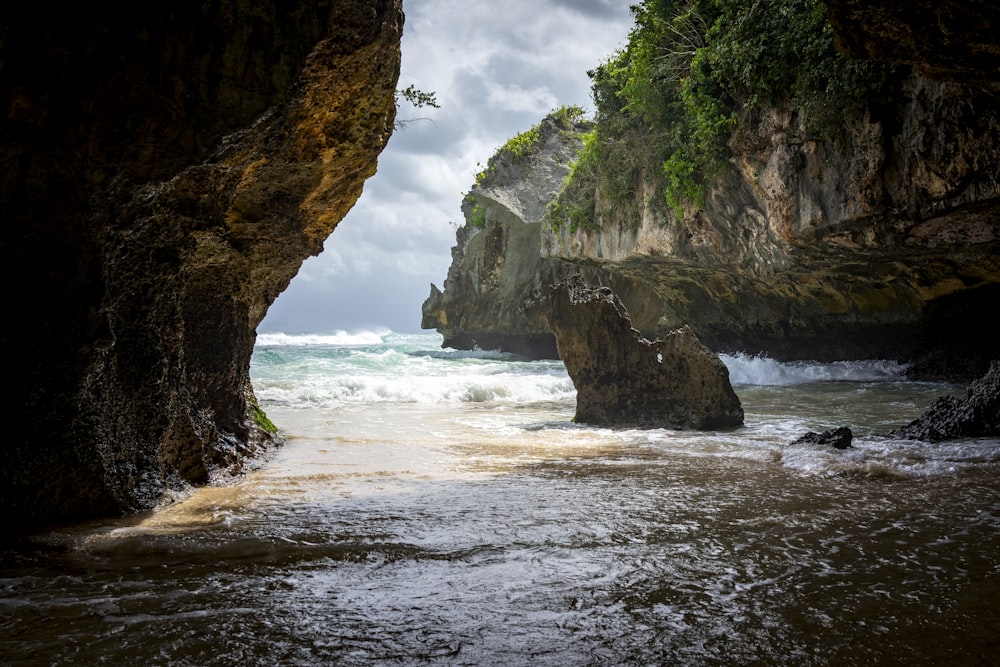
left=1, top=1, right=402, bottom=530
left=792, top=427, right=854, bottom=449
left=889, top=361, right=1000, bottom=442
left=422, top=111, right=591, bottom=358
left=423, top=15, right=1000, bottom=383
left=546, top=277, right=744, bottom=429
left=825, top=0, right=1000, bottom=91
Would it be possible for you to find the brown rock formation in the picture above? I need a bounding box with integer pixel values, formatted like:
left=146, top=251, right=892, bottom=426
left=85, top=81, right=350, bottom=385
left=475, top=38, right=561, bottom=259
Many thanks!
left=1, top=1, right=402, bottom=530
left=546, top=277, right=744, bottom=429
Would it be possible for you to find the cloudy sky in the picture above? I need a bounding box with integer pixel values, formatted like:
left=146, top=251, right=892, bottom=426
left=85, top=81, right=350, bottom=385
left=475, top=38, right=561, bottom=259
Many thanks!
left=258, top=0, right=634, bottom=334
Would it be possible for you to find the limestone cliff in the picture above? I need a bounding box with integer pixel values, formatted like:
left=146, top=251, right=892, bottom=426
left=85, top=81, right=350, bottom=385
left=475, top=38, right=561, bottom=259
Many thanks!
left=542, top=72, right=1000, bottom=378
left=1, top=1, right=402, bottom=530
left=423, top=7, right=999, bottom=382
left=422, top=111, right=593, bottom=357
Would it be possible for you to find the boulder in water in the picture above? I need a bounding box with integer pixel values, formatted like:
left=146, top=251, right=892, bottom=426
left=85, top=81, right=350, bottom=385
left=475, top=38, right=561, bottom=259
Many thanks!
left=792, top=426, right=854, bottom=449
left=889, top=360, right=1000, bottom=441
left=545, top=277, right=744, bottom=429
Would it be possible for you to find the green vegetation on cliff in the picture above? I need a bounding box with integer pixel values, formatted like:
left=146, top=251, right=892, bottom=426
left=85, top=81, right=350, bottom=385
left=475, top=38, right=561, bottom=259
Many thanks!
left=548, top=0, right=899, bottom=226
left=466, top=105, right=590, bottom=230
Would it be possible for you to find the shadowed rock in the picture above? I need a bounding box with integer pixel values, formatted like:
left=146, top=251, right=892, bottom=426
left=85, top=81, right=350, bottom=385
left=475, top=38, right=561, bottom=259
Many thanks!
left=545, top=277, right=744, bottom=429
left=793, top=427, right=854, bottom=449
left=889, top=361, right=1000, bottom=442
left=1, top=1, right=403, bottom=530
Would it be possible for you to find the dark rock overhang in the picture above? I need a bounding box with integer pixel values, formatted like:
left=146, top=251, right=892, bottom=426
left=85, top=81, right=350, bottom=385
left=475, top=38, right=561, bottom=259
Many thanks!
left=826, top=0, right=1000, bottom=88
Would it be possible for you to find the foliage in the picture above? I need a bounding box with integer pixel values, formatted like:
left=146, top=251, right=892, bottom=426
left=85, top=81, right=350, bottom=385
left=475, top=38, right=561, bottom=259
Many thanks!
left=395, top=84, right=440, bottom=129
left=465, top=195, right=487, bottom=228
left=549, top=104, right=589, bottom=128
left=547, top=129, right=599, bottom=233
left=500, top=125, right=542, bottom=162
left=567, top=0, right=899, bottom=215
left=476, top=105, right=593, bottom=188
left=399, top=84, right=440, bottom=109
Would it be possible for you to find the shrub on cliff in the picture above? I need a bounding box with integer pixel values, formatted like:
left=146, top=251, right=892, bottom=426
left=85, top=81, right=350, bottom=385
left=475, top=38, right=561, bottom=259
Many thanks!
left=553, top=0, right=900, bottom=221
left=468, top=105, right=591, bottom=231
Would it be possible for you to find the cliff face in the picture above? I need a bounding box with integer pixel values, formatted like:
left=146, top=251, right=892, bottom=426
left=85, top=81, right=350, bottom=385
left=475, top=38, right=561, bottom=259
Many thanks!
left=424, top=57, right=999, bottom=379
left=1, top=1, right=402, bottom=530
left=422, top=113, right=592, bottom=357
left=545, top=72, right=1000, bottom=373
left=825, top=0, right=1000, bottom=90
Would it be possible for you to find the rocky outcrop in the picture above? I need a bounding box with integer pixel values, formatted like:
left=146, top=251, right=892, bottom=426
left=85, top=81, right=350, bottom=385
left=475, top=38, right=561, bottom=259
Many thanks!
left=424, top=70, right=999, bottom=380
left=542, top=75, right=1000, bottom=379
left=1, top=2, right=402, bottom=530
left=825, top=0, right=1000, bottom=91
left=545, top=278, right=744, bottom=429
left=889, top=361, right=1000, bottom=442
left=421, top=112, right=592, bottom=357
left=792, top=427, right=854, bottom=449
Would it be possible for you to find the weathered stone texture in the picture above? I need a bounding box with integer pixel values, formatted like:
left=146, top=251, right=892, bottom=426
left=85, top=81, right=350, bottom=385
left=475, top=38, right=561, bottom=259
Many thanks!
left=825, top=0, right=1000, bottom=89
left=1, top=1, right=402, bottom=529
left=422, top=113, right=591, bottom=357
left=889, top=361, right=1000, bottom=442
left=546, top=278, right=744, bottom=429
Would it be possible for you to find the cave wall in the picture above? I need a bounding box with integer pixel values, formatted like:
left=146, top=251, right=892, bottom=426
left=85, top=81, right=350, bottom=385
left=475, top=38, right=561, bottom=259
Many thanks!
left=1, top=1, right=402, bottom=530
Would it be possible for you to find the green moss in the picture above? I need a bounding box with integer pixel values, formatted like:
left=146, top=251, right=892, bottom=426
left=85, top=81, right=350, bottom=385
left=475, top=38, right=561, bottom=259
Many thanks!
left=249, top=401, right=278, bottom=435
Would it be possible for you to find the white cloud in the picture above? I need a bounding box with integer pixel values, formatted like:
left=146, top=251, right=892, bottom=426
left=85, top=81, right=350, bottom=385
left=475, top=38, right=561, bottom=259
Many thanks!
left=259, top=0, right=633, bottom=334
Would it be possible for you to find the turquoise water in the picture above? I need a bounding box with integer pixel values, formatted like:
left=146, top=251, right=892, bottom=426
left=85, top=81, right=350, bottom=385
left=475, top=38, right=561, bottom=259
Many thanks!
left=2, top=332, right=998, bottom=665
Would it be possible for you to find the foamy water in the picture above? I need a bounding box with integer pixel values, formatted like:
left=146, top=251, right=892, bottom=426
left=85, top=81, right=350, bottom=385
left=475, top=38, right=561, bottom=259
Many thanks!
left=2, top=331, right=997, bottom=666
left=248, top=332, right=994, bottom=481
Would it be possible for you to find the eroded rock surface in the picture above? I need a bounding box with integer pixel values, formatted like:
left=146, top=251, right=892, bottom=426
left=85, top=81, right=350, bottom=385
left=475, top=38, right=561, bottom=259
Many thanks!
left=421, top=112, right=591, bottom=357
left=889, top=361, right=1000, bottom=442
left=1, top=1, right=402, bottom=530
left=546, top=278, right=744, bottom=429
left=825, top=0, right=1000, bottom=90
left=793, top=427, right=854, bottom=449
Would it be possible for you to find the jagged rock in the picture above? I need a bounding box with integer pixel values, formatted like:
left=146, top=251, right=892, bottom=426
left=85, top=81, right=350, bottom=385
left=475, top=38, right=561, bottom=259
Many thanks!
left=889, top=361, right=1000, bottom=442
left=545, top=277, right=744, bottom=429
left=1, top=1, right=402, bottom=530
left=792, top=427, right=854, bottom=449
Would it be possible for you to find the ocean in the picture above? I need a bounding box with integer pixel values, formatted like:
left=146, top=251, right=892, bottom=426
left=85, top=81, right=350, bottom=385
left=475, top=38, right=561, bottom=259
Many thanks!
left=2, top=331, right=999, bottom=665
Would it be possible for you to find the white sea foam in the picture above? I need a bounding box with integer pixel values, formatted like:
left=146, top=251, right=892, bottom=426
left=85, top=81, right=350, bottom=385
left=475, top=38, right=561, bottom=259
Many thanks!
left=256, top=330, right=390, bottom=347
left=250, top=331, right=999, bottom=480
left=721, top=353, right=908, bottom=386
left=251, top=332, right=573, bottom=408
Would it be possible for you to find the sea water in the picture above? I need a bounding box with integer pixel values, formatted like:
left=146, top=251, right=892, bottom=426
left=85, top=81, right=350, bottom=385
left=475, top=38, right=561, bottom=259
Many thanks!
left=2, top=332, right=998, bottom=665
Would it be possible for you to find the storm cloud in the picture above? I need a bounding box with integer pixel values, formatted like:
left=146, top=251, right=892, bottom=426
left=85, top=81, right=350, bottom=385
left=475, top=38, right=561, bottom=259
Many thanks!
left=259, top=0, right=633, bottom=334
